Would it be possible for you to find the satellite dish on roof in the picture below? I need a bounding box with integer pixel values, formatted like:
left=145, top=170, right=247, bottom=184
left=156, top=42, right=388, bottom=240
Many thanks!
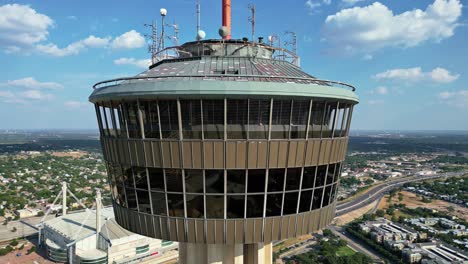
left=268, top=35, right=273, bottom=43
left=160, top=8, right=167, bottom=16
left=219, top=26, right=230, bottom=38
left=197, top=30, right=206, bottom=40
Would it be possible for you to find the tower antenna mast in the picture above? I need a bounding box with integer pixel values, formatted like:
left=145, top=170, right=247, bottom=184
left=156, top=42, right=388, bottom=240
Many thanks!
left=285, top=31, right=297, bottom=55
left=248, top=3, right=255, bottom=42
left=144, top=20, right=158, bottom=64
left=196, top=0, right=201, bottom=34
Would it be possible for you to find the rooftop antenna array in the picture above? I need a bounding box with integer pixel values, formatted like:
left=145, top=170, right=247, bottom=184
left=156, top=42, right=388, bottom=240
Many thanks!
left=285, top=31, right=297, bottom=55
left=248, top=3, right=255, bottom=42
left=196, top=0, right=201, bottom=34
left=159, top=8, right=168, bottom=50
left=144, top=20, right=159, bottom=64
left=166, top=21, right=180, bottom=46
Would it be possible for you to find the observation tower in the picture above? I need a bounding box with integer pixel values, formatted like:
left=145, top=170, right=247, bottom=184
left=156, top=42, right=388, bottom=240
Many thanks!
left=89, top=1, right=358, bottom=263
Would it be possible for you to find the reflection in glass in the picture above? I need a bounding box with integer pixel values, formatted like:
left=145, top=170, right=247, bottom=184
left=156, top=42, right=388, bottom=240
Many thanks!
left=322, top=102, right=338, bottom=138
left=271, top=100, right=291, bottom=139
left=291, top=99, right=309, bottom=139
left=117, top=184, right=126, bottom=207
left=136, top=190, right=151, bottom=214
left=312, top=188, right=323, bottom=209
left=151, top=192, right=166, bottom=215
left=309, top=101, right=325, bottom=138
left=165, top=169, right=183, bottom=192
left=123, top=167, right=134, bottom=187
left=167, top=194, right=184, bottom=217
left=133, top=167, right=148, bottom=190
left=283, top=192, right=298, bottom=215
left=326, top=164, right=336, bottom=185
left=180, top=100, right=202, bottom=139
left=323, top=186, right=332, bottom=207
left=330, top=184, right=338, bottom=204
left=246, top=195, right=264, bottom=217
left=123, top=101, right=141, bottom=138
left=333, top=163, right=341, bottom=183
left=249, top=99, right=270, bottom=139
left=302, top=166, right=316, bottom=189
left=126, top=188, right=137, bottom=210
left=299, top=190, right=312, bottom=212
left=227, top=99, right=248, bottom=139
left=227, top=170, right=245, bottom=193
left=268, top=169, right=285, bottom=192
left=140, top=101, right=160, bottom=139
left=286, top=168, right=301, bottom=191
left=159, top=100, right=179, bottom=139
left=148, top=168, right=164, bottom=191
left=185, top=170, right=204, bottom=193
left=186, top=195, right=204, bottom=218
left=315, top=165, right=327, bottom=187
left=205, top=170, right=224, bottom=193
left=227, top=195, right=245, bottom=218
left=266, top=193, right=283, bottom=216
left=247, top=170, right=266, bottom=193
left=206, top=195, right=224, bottom=218
left=203, top=100, right=224, bottom=139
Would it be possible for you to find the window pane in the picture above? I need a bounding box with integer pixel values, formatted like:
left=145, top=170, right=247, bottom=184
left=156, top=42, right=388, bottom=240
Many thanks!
left=206, top=195, right=224, bottom=218
left=333, top=163, right=341, bottom=183
left=186, top=195, right=204, bottom=218
left=140, top=101, right=160, bottom=139
left=246, top=195, right=264, bottom=217
left=97, top=105, right=107, bottom=136
left=123, top=101, right=141, bottom=138
left=322, top=102, right=338, bottom=138
left=271, top=100, right=291, bottom=139
left=227, top=195, right=245, bottom=218
left=330, top=184, right=338, bottom=204
left=159, top=100, right=179, bottom=139
left=167, top=194, right=184, bottom=217
left=247, top=170, right=266, bottom=193
left=248, top=99, right=270, bottom=139
left=133, top=167, right=148, bottom=190
left=312, top=188, right=323, bottom=210
left=180, top=100, right=202, bottom=139
left=126, top=188, right=137, bottom=210
left=113, top=103, right=127, bottom=138
left=309, top=101, right=325, bottom=138
left=165, top=169, right=183, bottom=192
left=299, top=190, right=312, bottom=213
left=203, top=100, right=224, bottom=139
left=323, top=186, right=332, bottom=207
left=315, top=165, right=327, bottom=187
left=136, top=190, right=151, bottom=214
left=123, top=167, right=134, bottom=187
left=151, top=192, right=166, bottom=215
left=266, top=193, right=282, bottom=216
left=185, top=169, right=204, bottom=193
left=148, top=168, right=164, bottom=191
left=283, top=192, right=298, bottom=215
left=291, top=99, right=309, bottom=139
left=227, top=170, right=246, bottom=193
left=205, top=170, right=224, bottom=193
left=302, top=166, right=316, bottom=189
left=227, top=99, right=248, bottom=139
left=268, top=169, right=285, bottom=192
left=334, top=104, right=348, bottom=137
left=326, top=164, right=336, bottom=185
left=117, top=184, right=126, bottom=207
left=285, top=168, right=301, bottom=191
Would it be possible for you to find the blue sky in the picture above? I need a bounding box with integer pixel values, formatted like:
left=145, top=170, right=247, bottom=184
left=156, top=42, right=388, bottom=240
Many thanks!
left=0, top=0, right=467, bottom=130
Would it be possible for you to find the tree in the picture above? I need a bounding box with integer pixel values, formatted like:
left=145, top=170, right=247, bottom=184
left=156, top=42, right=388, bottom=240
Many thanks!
left=375, top=210, right=385, bottom=217
left=323, top=229, right=333, bottom=237
left=398, top=193, right=404, bottom=202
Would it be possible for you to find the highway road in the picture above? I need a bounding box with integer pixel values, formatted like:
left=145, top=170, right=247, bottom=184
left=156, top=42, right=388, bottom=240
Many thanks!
left=335, top=171, right=467, bottom=217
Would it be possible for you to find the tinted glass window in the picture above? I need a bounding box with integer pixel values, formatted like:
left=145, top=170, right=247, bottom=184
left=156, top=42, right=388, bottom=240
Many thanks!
left=322, top=102, right=338, bottom=138
left=326, top=164, right=336, bottom=185
left=167, top=194, right=184, bottom=217
left=268, top=169, right=285, bottom=192
left=302, top=166, right=316, bottom=189
left=117, top=184, right=126, bottom=207
left=133, top=167, right=148, bottom=190
left=227, top=195, right=245, bottom=218
left=249, top=99, right=270, bottom=139
left=333, top=163, right=341, bottom=183
left=148, top=168, right=164, bottom=191
left=271, top=100, right=291, bottom=139
left=291, top=99, right=309, bottom=139
left=151, top=192, right=166, bottom=215
left=309, top=101, right=325, bottom=138
left=266, top=193, right=283, bottom=216
left=227, top=99, right=248, bottom=139
left=323, top=185, right=332, bottom=207
left=186, top=195, right=204, bottom=218
left=126, top=188, right=137, bottom=210
left=227, top=170, right=245, bottom=193
left=159, top=100, right=179, bottom=139
left=246, top=195, right=264, bottom=217
left=285, top=168, right=301, bottom=191
left=180, top=100, right=202, bottom=139
left=203, top=100, right=224, bottom=139
left=123, top=167, right=134, bottom=187
left=205, top=170, right=224, bottom=193
left=312, top=188, right=323, bottom=210
left=206, top=195, right=224, bottom=218
left=185, top=170, right=204, bottom=193
left=299, top=190, right=312, bottom=213
left=136, top=190, right=151, bottom=214
left=140, top=101, right=160, bottom=138
left=330, top=184, right=338, bottom=204
left=165, top=169, right=183, bottom=192
left=124, top=101, right=141, bottom=138
left=315, top=165, right=327, bottom=187
left=283, top=192, right=299, bottom=215
left=247, top=170, right=266, bottom=193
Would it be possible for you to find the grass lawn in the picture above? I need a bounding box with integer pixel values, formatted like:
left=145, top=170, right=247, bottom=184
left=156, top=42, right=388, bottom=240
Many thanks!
left=336, top=246, right=355, bottom=257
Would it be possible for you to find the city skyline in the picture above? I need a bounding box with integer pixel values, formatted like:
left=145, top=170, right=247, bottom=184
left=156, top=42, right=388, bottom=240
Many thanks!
left=1, top=0, right=467, bottom=130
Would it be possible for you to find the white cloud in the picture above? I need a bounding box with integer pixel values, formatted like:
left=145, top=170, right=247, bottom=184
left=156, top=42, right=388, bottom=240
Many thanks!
left=322, top=0, right=462, bottom=54
left=36, top=35, right=111, bottom=57
left=111, top=30, right=145, bottom=49
left=438, top=90, right=468, bottom=108
left=66, top=15, right=77, bottom=20
left=305, top=0, right=332, bottom=12
left=64, top=101, right=88, bottom=109
left=374, top=67, right=459, bottom=83
left=0, top=91, right=14, bottom=98
left=342, top=0, right=366, bottom=5
left=362, top=54, right=373, bottom=60
left=371, top=86, right=388, bottom=95
left=19, top=90, right=53, bottom=100
left=368, top=99, right=384, bottom=105
left=4, top=77, right=63, bottom=89
left=114, top=57, right=151, bottom=69
left=0, top=4, right=54, bottom=52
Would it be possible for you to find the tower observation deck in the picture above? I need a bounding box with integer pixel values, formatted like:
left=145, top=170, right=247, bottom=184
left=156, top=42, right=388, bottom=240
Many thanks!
left=89, top=5, right=358, bottom=263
